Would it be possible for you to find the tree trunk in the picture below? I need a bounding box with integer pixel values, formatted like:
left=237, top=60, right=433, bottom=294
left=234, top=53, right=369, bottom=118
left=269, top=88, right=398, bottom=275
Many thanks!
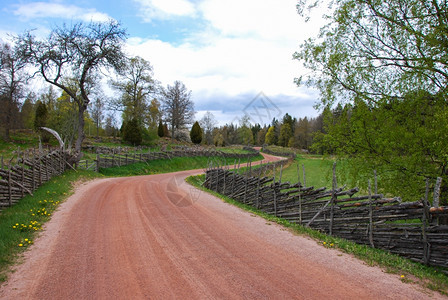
left=74, top=104, right=86, bottom=159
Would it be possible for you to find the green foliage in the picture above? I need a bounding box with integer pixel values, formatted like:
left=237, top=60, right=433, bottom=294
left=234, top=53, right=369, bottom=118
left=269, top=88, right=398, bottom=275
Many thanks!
left=264, top=126, right=277, bottom=145
left=295, top=0, right=448, bottom=202
left=122, top=118, right=142, bottom=146
left=278, top=123, right=292, bottom=147
left=313, top=92, right=448, bottom=202
left=33, top=101, right=47, bottom=131
left=33, top=100, right=50, bottom=143
left=20, top=97, right=34, bottom=129
left=190, top=121, right=203, bottom=144
left=295, top=0, right=448, bottom=108
left=238, top=125, right=254, bottom=145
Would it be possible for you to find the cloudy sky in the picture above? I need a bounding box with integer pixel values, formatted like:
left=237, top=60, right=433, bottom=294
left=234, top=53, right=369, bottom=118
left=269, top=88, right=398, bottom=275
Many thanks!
left=0, top=0, right=324, bottom=126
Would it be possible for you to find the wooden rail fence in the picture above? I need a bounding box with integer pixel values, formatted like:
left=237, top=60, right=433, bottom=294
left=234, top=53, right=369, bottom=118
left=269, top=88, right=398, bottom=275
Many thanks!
left=203, top=163, right=448, bottom=271
left=0, top=149, right=68, bottom=211
left=78, top=147, right=261, bottom=171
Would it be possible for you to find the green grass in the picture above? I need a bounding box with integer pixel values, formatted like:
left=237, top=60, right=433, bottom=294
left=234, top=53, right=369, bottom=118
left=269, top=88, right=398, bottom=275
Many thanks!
left=0, top=169, right=101, bottom=283
left=279, top=155, right=335, bottom=188
left=100, top=154, right=264, bottom=177
left=186, top=174, right=448, bottom=295
left=0, top=130, right=58, bottom=160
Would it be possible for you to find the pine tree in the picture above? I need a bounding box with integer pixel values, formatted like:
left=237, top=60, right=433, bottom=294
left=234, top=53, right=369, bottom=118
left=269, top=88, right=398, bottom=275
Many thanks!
left=190, top=121, right=202, bottom=144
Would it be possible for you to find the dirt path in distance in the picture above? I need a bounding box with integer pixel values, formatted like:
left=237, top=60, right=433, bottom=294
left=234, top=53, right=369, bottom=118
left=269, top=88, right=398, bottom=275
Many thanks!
left=0, top=153, right=445, bottom=299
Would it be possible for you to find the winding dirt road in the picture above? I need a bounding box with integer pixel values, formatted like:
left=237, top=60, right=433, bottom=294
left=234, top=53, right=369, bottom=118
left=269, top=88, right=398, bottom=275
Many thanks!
left=0, top=153, right=446, bottom=299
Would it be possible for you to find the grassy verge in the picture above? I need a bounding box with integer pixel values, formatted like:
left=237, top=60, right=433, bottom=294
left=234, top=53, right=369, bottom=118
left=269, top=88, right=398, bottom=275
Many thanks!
left=186, top=174, right=448, bottom=295
left=100, top=154, right=264, bottom=177
left=0, top=169, right=101, bottom=283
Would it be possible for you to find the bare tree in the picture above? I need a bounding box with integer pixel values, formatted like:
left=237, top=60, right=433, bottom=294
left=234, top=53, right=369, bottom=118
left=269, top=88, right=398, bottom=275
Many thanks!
left=90, top=97, right=104, bottom=139
left=200, top=111, right=217, bottom=145
left=0, top=42, right=28, bottom=141
left=16, top=20, right=127, bottom=157
left=161, top=81, right=194, bottom=140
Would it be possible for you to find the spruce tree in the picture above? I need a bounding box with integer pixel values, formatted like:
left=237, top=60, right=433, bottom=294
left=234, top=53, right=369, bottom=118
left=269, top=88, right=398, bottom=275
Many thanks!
left=190, top=121, right=202, bottom=144
left=122, top=118, right=142, bottom=145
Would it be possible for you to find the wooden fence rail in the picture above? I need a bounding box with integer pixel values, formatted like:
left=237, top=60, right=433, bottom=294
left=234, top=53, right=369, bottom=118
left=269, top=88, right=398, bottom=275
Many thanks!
left=0, top=149, right=68, bottom=211
left=203, top=165, right=448, bottom=271
left=78, top=147, right=261, bottom=171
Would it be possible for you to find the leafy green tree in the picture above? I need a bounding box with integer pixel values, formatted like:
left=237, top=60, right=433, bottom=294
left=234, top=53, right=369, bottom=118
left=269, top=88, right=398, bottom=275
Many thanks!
left=294, top=117, right=312, bottom=150
left=110, top=57, right=157, bottom=128
left=295, top=0, right=448, bottom=202
left=265, top=126, right=277, bottom=145
left=238, top=116, right=254, bottom=145
left=190, top=121, right=203, bottom=144
left=122, top=118, right=142, bottom=145
left=278, top=123, right=292, bottom=147
left=295, top=0, right=448, bottom=107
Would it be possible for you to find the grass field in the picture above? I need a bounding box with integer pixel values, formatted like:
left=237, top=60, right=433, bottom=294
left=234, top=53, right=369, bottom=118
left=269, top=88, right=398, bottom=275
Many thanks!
left=281, top=155, right=335, bottom=188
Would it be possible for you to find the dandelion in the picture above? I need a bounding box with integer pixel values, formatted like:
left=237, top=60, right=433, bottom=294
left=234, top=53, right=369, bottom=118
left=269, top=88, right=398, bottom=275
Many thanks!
left=24, top=239, right=28, bottom=242
left=400, top=275, right=405, bottom=278
left=323, top=242, right=327, bottom=245
left=18, top=244, right=23, bottom=247
left=330, top=243, right=334, bottom=247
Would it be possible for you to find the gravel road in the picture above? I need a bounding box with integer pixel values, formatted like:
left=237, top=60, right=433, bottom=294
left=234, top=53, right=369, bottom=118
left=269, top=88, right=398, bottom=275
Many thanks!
left=0, top=153, right=445, bottom=299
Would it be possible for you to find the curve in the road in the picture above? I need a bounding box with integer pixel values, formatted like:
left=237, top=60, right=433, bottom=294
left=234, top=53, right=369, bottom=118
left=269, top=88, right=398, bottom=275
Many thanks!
left=0, top=153, right=445, bottom=299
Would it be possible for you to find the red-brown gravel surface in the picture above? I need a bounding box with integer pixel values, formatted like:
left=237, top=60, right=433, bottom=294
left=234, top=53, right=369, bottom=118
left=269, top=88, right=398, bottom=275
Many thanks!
left=0, top=153, right=446, bottom=299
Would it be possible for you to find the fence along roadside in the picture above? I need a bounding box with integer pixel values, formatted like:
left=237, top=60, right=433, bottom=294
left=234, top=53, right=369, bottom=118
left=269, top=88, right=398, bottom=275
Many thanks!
left=203, top=161, right=448, bottom=271
left=1, top=146, right=260, bottom=210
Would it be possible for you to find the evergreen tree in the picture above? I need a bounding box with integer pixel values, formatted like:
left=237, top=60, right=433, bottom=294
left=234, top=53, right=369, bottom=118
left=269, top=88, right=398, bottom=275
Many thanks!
left=122, top=118, right=142, bottom=146
left=158, top=120, right=164, bottom=137
left=190, top=121, right=203, bottom=144
left=34, top=100, right=50, bottom=142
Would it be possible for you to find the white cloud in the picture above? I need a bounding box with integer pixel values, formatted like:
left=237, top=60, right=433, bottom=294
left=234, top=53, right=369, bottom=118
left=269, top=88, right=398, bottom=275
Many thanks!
left=133, top=0, right=196, bottom=22
left=198, top=0, right=310, bottom=42
left=13, top=2, right=112, bottom=22
left=125, top=0, right=326, bottom=123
